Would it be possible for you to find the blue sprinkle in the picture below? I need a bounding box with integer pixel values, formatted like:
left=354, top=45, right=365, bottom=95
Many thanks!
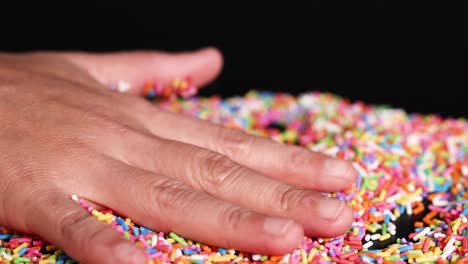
left=133, top=227, right=140, bottom=236
left=18, top=247, right=27, bottom=256
left=184, top=249, right=196, bottom=255
left=461, top=207, right=468, bottom=216
left=218, top=247, right=227, bottom=255
left=384, top=214, right=390, bottom=224
left=147, top=248, right=158, bottom=254
left=117, top=217, right=129, bottom=231
left=398, top=245, right=411, bottom=252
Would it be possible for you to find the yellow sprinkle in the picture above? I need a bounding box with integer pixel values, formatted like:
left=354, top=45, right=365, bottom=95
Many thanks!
left=12, top=242, right=28, bottom=254
left=396, top=196, right=409, bottom=205
left=434, top=247, right=441, bottom=256
left=353, top=227, right=359, bottom=236
left=301, top=249, right=307, bottom=264
left=379, top=233, right=391, bottom=241
left=45, top=245, right=58, bottom=251
left=172, top=79, right=182, bottom=88
left=91, top=209, right=102, bottom=217
left=308, top=249, right=316, bottom=262
left=415, top=256, right=436, bottom=263
left=408, top=253, right=423, bottom=259
left=376, top=251, right=390, bottom=257
left=211, top=256, right=232, bottom=262
left=394, top=208, right=401, bottom=218
left=379, top=190, right=387, bottom=201
left=180, top=81, right=188, bottom=89
left=386, top=244, right=398, bottom=254
left=39, top=260, right=56, bottom=264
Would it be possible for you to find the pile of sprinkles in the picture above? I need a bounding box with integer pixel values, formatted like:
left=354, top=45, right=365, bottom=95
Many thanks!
left=1, top=86, right=468, bottom=263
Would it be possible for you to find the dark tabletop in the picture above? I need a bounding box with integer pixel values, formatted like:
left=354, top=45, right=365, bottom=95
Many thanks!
left=1, top=2, right=467, bottom=118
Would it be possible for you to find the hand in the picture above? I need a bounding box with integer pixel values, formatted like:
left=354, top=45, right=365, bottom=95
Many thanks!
left=0, top=48, right=356, bottom=263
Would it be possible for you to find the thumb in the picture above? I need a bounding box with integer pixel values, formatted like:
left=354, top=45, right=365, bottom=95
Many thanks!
left=63, top=47, right=223, bottom=94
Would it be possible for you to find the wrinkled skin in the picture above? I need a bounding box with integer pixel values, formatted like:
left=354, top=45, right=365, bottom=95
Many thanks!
left=0, top=49, right=356, bottom=263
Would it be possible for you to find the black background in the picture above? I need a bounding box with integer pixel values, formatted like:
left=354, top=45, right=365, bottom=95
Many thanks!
left=1, top=2, right=467, bottom=118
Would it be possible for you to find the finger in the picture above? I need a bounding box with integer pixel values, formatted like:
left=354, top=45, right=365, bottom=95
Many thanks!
left=28, top=192, right=147, bottom=264
left=61, top=47, right=223, bottom=93
left=136, top=107, right=356, bottom=192
left=100, top=130, right=353, bottom=237
left=77, top=158, right=304, bottom=255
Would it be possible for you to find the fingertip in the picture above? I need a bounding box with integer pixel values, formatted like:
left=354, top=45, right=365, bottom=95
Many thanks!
left=113, top=242, right=148, bottom=264
left=325, top=202, right=354, bottom=237
left=318, top=158, right=357, bottom=191
left=189, top=46, right=224, bottom=86
left=263, top=220, right=303, bottom=255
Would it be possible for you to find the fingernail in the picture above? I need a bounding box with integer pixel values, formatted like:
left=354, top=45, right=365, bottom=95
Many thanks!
left=264, top=217, right=294, bottom=236
left=323, top=159, right=355, bottom=181
left=114, top=243, right=147, bottom=263
left=317, top=199, right=345, bottom=221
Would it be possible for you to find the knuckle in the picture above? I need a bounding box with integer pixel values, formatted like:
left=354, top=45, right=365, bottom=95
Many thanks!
left=219, top=128, right=254, bottom=158
left=149, top=177, right=193, bottom=213
left=275, top=185, right=305, bottom=213
left=58, top=210, right=91, bottom=240
left=197, top=151, right=240, bottom=191
left=289, top=148, right=314, bottom=168
left=219, top=205, right=249, bottom=230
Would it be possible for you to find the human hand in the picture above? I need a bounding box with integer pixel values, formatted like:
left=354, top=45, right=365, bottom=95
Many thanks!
left=0, top=48, right=356, bottom=263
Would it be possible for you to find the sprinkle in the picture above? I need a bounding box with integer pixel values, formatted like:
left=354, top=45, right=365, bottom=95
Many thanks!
left=2, top=90, right=468, bottom=263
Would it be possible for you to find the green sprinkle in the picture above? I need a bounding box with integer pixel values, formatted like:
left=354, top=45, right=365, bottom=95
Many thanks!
left=385, top=255, right=400, bottom=261
left=13, top=257, right=30, bottom=264
left=382, top=223, right=387, bottom=235
left=169, top=232, right=189, bottom=246
left=124, top=231, right=130, bottom=240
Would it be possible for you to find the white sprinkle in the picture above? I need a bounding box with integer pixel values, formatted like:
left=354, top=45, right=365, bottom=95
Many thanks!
left=279, top=254, right=290, bottom=264
left=117, top=80, right=131, bottom=93
left=1, top=252, right=12, bottom=261
left=441, top=244, right=456, bottom=259
left=352, top=162, right=368, bottom=176
left=175, top=248, right=183, bottom=259
left=462, top=165, right=468, bottom=177
left=444, top=237, right=456, bottom=251
left=413, top=227, right=430, bottom=241
left=406, top=202, right=413, bottom=215
left=151, top=235, right=158, bottom=247
left=252, top=254, right=261, bottom=261
left=363, top=241, right=373, bottom=249
left=233, top=257, right=243, bottom=263
left=433, top=197, right=448, bottom=207
left=365, top=234, right=371, bottom=241
left=191, top=255, right=208, bottom=261
left=71, top=194, right=79, bottom=202
left=386, top=193, right=403, bottom=203
left=371, top=234, right=381, bottom=240
left=434, top=232, right=446, bottom=239
left=461, top=215, right=467, bottom=223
